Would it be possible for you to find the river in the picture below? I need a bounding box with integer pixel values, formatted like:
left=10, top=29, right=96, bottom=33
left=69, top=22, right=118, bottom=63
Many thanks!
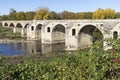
left=0, top=41, right=65, bottom=56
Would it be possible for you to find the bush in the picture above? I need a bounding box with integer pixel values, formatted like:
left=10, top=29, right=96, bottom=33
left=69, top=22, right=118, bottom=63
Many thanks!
left=0, top=39, right=120, bottom=79
left=0, top=26, right=23, bottom=40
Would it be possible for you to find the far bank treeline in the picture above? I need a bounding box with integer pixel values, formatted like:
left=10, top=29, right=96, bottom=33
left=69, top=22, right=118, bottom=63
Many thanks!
left=0, top=8, right=120, bottom=20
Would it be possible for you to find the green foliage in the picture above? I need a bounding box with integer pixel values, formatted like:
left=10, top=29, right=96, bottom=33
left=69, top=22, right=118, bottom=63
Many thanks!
left=25, top=11, right=35, bottom=20
left=0, top=26, right=23, bottom=40
left=0, top=39, right=120, bottom=79
left=8, top=8, right=17, bottom=20
left=115, top=12, right=120, bottom=19
left=0, top=15, right=8, bottom=20
left=75, top=12, right=92, bottom=19
left=59, top=11, right=75, bottom=19
left=16, top=12, right=26, bottom=20
left=93, top=28, right=103, bottom=41
left=48, top=11, right=61, bottom=20
left=1, top=8, right=120, bottom=20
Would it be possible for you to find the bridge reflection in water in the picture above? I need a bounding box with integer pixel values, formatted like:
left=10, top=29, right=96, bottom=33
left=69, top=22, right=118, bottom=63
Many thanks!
left=0, top=41, right=65, bottom=56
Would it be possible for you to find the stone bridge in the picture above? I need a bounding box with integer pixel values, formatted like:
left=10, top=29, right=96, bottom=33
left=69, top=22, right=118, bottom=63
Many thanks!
left=1, top=19, right=120, bottom=50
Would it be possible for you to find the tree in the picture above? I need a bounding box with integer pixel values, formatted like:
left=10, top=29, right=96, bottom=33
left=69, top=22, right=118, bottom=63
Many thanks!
left=48, top=11, right=61, bottom=19
left=92, top=8, right=116, bottom=19
left=92, top=8, right=106, bottom=19
left=16, top=12, right=25, bottom=20
left=0, top=16, right=2, bottom=21
left=105, top=8, right=115, bottom=19
left=59, top=11, right=75, bottom=19
left=34, top=7, right=49, bottom=20
left=115, top=12, right=120, bottom=19
left=25, top=11, right=35, bottom=20
left=0, top=15, right=8, bottom=20
left=75, top=12, right=85, bottom=19
left=83, top=12, right=93, bottom=19
left=8, top=8, right=17, bottom=20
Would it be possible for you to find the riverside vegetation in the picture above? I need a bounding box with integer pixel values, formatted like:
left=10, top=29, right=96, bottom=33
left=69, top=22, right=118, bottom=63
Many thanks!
left=0, top=39, right=120, bottom=80
left=0, top=26, right=23, bottom=40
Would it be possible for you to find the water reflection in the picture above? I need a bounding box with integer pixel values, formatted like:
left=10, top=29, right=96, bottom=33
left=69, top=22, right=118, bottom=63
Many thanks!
left=0, top=41, right=65, bottom=56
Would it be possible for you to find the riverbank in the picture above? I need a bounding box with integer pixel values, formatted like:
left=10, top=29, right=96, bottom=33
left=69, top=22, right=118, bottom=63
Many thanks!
left=2, top=52, right=66, bottom=64
left=0, top=39, right=35, bottom=43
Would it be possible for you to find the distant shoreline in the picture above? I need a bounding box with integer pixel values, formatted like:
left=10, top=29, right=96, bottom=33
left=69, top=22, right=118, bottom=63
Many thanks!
left=0, top=39, right=34, bottom=43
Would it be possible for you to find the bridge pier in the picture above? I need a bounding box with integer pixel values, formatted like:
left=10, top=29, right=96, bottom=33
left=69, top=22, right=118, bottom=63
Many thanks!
left=41, top=26, right=53, bottom=44
left=21, top=28, right=24, bottom=37
left=27, top=26, right=36, bottom=40
left=103, top=33, right=113, bottom=50
left=13, top=27, right=16, bottom=33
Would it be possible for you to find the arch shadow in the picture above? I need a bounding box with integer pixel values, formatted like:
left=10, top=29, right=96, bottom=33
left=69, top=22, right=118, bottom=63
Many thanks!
left=52, top=24, right=66, bottom=43
left=78, top=25, right=103, bottom=48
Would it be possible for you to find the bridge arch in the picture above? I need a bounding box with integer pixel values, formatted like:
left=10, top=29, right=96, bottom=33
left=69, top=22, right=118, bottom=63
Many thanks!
left=78, top=24, right=103, bottom=48
left=24, top=23, right=29, bottom=28
left=112, top=22, right=120, bottom=38
left=9, top=23, right=15, bottom=28
left=113, top=31, right=118, bottom=39
left=4, top=23, right=8, bottom=27
left=23, top=23, right=29, bottom=37
left=35, top=24, right=42, bottom=40
left=52, top=24, right=66, bottom=43
left=16, top=23, right=22, bottom=33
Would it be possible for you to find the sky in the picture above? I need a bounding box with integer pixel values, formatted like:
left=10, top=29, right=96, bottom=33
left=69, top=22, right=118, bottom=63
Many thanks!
left=0, top=0, right=120, bottom=15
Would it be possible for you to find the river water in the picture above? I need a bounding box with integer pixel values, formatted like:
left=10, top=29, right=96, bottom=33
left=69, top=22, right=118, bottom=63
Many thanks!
left=0, top=41, right=65, bottom=56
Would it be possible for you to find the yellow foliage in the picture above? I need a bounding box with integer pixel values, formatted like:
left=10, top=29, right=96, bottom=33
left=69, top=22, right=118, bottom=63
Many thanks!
left=92, top=8, right=115, bottom=19
left=34, top=7, right=49, bottom=20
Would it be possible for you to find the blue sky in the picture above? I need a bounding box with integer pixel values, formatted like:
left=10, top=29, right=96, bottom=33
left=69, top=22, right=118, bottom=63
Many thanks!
left=0, top=0, right=120, bottom=15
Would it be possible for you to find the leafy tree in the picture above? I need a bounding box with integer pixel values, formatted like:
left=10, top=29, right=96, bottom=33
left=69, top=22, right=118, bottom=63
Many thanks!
left=83, top=12, right=93, bottom=19
left=92, top=8, right=116, bottom=19
left=0, top=15, right=8, bottom=20
left=0, top=16, right=2, bottom=21
left=105, top=8, right=115, bottom=19
left=92, top=8, right=106, bottom=19
left=25, top=11, right=35, bottom=20
left=59, top=11, right=75, bottom=19
left=75, top=12, right=85, bottom=19
left=48, top=11, right=61, bottom=19
left=34, top=7, right=49, bottom=20
left=115, top=12, right=120, bottom=19
left=16, top=12, right=26, bottom=20
left=8, top=8, right=17, bottom=20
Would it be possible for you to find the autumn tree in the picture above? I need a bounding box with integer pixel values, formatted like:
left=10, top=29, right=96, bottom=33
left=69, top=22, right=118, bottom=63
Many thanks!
left=92, top=8, right=115, bottom=19
left=92, top=8, right=106, bottom=19
left=105, top=8, right=115, bottom=19
left=34, top=7, right=49, bottom=20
